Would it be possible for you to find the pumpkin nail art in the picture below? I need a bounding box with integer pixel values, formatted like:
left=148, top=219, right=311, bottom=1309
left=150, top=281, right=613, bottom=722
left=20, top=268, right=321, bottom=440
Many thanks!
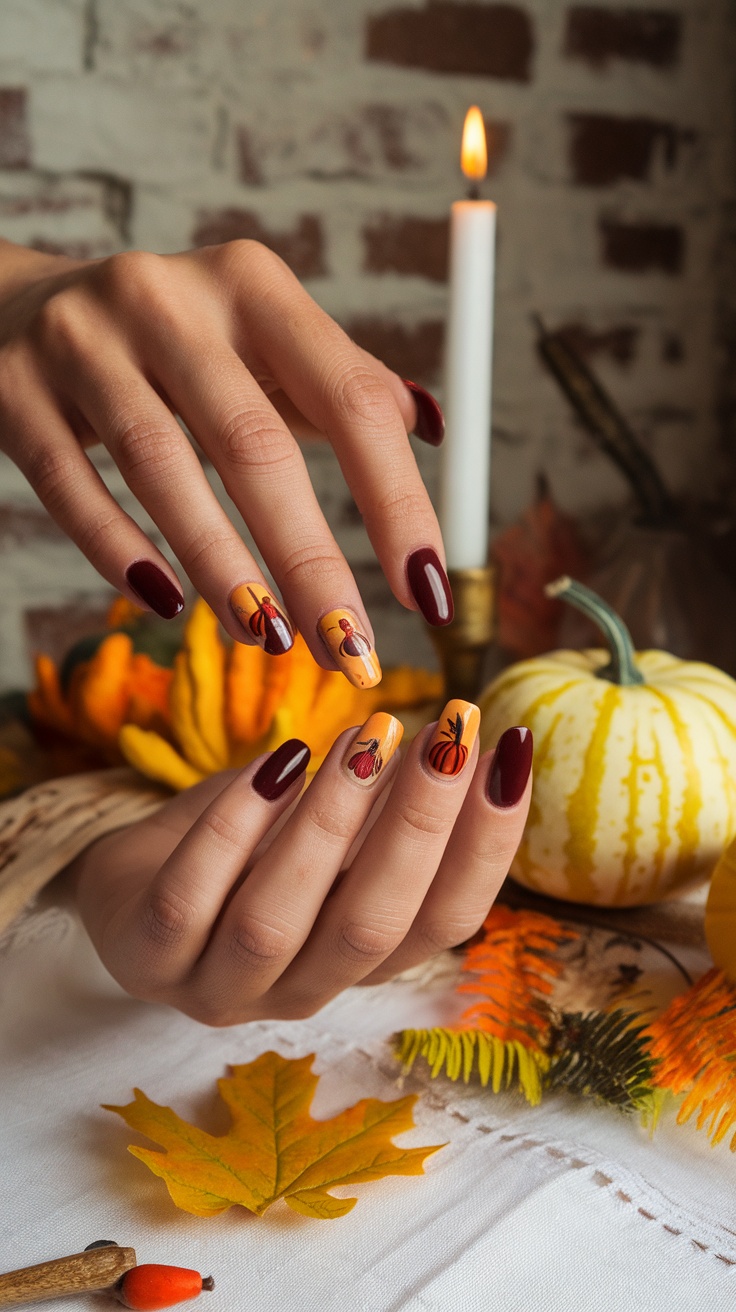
left=426, top=699, right=480, bottom=777
left=344, top=713, right=403, bottom=786
left=318, top=608, right=382, bottom=689
left=229, top=582, right=294, bottom=656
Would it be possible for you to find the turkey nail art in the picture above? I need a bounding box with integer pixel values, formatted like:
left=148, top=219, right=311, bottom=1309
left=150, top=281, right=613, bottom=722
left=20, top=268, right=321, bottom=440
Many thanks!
left=403, top=380, right=445, bottom=447
left=343, top=713, right=403, bottom=786
left=486, top=726, right=533, bottom=807
left=229, top=582, right=294, bottom=655
left=318, top=609, right=382, bottom=689
left=426, top=699, right=480, bottom=777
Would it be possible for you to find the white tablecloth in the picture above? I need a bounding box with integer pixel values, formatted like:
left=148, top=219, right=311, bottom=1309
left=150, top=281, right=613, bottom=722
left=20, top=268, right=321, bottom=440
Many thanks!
left=2, top=905, right=735, bottom=1311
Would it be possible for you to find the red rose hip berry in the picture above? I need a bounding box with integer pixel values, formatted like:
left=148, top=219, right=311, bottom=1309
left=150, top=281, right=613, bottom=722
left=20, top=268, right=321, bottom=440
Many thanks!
left=115, top=1264, right=214, bottom=1309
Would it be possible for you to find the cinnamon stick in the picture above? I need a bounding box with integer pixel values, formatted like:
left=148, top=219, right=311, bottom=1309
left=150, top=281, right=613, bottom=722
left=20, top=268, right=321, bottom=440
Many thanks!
left=0, top=1246, right=136, bottom=1307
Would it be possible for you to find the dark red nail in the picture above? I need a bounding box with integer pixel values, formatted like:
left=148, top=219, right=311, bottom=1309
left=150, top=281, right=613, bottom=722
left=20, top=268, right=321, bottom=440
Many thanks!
left=125, top=560, right=185, bottom=619
left=253, top=739, right=311, bottom=800
left=403, top=380, right=445, bottom=447
left=407, top=548, right=454, bottom=626
left=486, top=727, right=533, bottom=807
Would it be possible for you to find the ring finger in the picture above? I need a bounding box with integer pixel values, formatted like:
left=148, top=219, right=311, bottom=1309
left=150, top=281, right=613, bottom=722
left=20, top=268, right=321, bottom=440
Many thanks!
left=192, top=714, right=404, bottom=1020
left=273, top=700, right=481, bottom=1011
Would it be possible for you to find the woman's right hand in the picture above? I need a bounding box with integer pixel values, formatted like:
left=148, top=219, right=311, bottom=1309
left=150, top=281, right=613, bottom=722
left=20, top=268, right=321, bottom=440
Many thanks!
left=0, top=238, right=449, bottom=688
left=67, top=704, right=532, bottom=1026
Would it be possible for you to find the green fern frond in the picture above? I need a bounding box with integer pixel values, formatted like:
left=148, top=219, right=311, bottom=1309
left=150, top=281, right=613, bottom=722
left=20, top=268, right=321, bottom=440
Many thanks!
left=396, top=1028, right=549, bottom=1106
left=545, top=1009, right=655, bottom=1112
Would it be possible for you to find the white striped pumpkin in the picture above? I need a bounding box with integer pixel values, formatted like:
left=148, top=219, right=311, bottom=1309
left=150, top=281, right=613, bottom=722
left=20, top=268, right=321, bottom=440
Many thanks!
left=479, top=578, right=736, bottom=907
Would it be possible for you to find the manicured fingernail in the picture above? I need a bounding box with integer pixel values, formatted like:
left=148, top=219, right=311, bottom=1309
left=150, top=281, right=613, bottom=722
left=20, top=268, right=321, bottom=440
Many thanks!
left=426, top=699, right=480, bottom=777
left=125, top=560, right=184, bottom=619
left=229, top=581, right=294, bottom=655
left=343, top=713, right=403, bottom=786
left=486, top=726, right=533, bottom=807
left=318, top=609, right=382, bottom=689
left=403, top=380, right=445, bottom=447
left=407, top=548, right=454, bottom=626
left=253, top=738, right=311, bottom=800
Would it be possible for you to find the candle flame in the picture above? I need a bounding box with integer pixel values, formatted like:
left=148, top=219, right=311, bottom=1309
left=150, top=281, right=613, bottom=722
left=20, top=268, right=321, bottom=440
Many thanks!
left=460, top=106, right=487, bottom=181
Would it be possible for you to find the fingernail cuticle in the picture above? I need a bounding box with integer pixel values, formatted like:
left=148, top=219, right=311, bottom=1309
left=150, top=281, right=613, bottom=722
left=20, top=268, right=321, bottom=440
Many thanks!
left=486, top=726, right=533, bottom=807
left=403, top=380, right=446, bottom=447
left=253, top=738, right=311, bottom=800
left=344, top=713, right=403, bottom=786
left=426, top=699, right=480, bottom=777
left=229, top=582, right=294, bottom=655
left=318, top=609, right=382, bottom=689
left=125, top=560, right=185, bottom=620
left=407, top=548, right=454, bottom=626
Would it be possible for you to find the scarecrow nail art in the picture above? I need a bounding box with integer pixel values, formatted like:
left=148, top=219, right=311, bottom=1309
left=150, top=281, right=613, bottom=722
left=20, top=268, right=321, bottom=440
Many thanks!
left=318, top=609, right=382, bottom=689
left=344, top=713, right=403, bottom=785
left=229, top=583, right=294, bottom=656
left=426, top=699, right=480, bottom=777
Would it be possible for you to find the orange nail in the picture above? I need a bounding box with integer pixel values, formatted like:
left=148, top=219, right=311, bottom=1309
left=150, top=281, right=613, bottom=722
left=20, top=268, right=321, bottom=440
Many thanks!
left=318, top=609, right=382, bottom=689
left=229, top=582, right=294, bottom=655
left=343, top=713, right=403, bottom=785
left=426, top=699, right=480, bottom=777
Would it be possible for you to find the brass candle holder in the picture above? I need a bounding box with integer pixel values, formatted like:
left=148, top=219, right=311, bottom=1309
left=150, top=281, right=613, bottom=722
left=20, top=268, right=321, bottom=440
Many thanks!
left=429, top=563, right=496, bottom=702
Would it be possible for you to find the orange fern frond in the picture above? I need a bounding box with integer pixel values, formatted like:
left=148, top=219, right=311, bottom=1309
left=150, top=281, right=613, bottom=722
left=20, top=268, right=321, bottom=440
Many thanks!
left=645, top=968, right=736, bottom=1150
left=457, top=906, right=578, bottom=1049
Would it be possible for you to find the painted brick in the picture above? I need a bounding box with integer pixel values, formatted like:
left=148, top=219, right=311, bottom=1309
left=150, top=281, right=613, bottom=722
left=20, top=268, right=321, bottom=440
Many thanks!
left=564, top=7, right=682, bottom=69
left=345, top=317, right=445, bottom=386
left=191, top=208, right=327, bottom=278
left=568, top=113, right=695, bottom=186
left=234, top=101, right=450, bottom=187
left=0, top=171, right=128, bottom=257
left=556, top=321, right=640, bottom=365
left=0, top=89, right=30, bottom=169
left=362, top=215, right=449, bottom=282
left=0, top=505, right=65, bottom=546
left=236, top=128, right=264, bottom=187
left=600, top=218, right=685, bottom=273
left=24, top=601, right=112, bottom=665
left=365, top=2, right=534, bottom=81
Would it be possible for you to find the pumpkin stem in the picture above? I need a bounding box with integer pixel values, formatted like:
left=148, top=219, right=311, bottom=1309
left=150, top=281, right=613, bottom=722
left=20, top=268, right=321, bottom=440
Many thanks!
left=545, top=576, right=644, bottom=686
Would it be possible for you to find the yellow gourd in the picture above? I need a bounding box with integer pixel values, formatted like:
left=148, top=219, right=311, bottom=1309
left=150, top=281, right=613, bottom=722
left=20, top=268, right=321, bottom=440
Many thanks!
left=479, top=577, right=736, bottom=907
left=705, top=839, right=736, bottom=982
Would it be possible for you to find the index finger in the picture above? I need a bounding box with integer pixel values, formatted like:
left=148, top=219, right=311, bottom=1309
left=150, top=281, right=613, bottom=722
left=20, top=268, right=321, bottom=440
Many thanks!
left=228, top=252, right=454, bottom=626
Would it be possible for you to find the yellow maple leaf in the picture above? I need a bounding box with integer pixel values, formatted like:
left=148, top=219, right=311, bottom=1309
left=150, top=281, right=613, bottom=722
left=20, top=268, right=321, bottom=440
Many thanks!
left=104, top=1051, right=443, bottom=1220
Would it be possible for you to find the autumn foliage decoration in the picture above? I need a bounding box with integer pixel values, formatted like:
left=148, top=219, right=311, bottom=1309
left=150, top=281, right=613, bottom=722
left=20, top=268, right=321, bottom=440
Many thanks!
left=106, top=1051, right=442, bottom=1221
left=397, top=907, right=736, bottom=1147
left=26, top=599, right=442, bottom=792
left=398, top=908, right=578, bottom=1106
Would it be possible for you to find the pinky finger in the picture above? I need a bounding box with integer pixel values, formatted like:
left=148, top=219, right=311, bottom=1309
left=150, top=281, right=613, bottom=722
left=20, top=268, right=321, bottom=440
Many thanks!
left=13, top=400, right=185, bottom=618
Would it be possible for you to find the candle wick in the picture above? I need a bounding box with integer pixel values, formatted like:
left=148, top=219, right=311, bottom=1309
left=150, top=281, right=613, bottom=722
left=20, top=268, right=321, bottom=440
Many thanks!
left=467, top=182, right=481, bottom=201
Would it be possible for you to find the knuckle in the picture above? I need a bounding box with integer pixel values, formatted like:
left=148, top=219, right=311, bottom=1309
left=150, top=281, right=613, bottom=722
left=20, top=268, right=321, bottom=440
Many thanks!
left=99, top=249, right=166, bottom=301
left=139, top=889, right=195, bottom=953
left=374, top=483, right=429, bottom=526
left=111, top=417, right=177, bottom=474
left=278, top=542, right=345, bottom=592
left=213, top=238, right=286, bottom=287
left=396, top=800, right=448, bottom=841
left=179, top=531, right=238, bottom=578
left=217, top=411, right=294, bottom=473
left=330, top=366, right=395, bottom=430
left=335, top=919, right=404, bottom=966
left=32, top=290, right=89, bottom=357
left=304, top=802, right=356, bottom=847
left=416, top=915, right=484, bottom=955
left=228, top=912, right=295, bottom=971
